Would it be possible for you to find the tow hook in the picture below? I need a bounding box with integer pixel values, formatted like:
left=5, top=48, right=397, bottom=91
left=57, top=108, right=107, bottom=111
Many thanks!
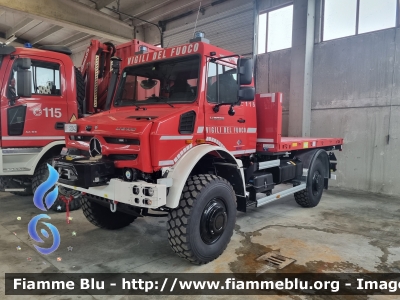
left=110, top=200, right=118, bottom=213
left=59, top=195, right=74, bottom=224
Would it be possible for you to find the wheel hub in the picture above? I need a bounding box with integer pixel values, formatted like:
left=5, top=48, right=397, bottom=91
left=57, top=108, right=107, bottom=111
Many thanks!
left=312, top=173, right=324, bottom=195
left=200, top=198, right=227, bottom=245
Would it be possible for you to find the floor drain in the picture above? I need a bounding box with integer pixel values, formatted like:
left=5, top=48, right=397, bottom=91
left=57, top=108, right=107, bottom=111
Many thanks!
left=257, top=252, right=296, bottom=270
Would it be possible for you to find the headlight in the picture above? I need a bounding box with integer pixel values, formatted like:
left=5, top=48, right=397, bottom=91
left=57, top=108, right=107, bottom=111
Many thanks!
left=64, top=124, right=78, bottom=133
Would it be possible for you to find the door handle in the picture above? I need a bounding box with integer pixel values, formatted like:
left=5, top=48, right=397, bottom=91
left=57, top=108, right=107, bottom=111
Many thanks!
left=237, top=118, right=245, bottom=123
left=55, top=122, right=66, bottom=130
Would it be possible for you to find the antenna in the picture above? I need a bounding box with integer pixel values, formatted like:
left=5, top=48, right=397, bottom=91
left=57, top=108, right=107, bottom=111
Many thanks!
left=192, top=2, right=202, bottom=38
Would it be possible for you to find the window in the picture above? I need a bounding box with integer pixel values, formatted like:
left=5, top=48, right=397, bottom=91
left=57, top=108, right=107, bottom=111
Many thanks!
left=359, top=0, right=397, bottom=34
left=323, top=0, right=397, bottom=41
left=258, top=5, right=293, bottom=54
left=114, top=56, right=200, bottom=107
left=12, top=60, right=61, bottom=96
left=207, top=61, right=237, bottom=104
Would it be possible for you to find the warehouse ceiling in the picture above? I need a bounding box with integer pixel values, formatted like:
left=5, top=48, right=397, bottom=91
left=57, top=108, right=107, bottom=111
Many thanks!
left=0, top=0, right=209, bottom=55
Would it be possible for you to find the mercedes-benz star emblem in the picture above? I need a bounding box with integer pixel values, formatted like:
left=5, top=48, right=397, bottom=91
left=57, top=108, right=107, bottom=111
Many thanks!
left=89, top=138, right=102, bottom=157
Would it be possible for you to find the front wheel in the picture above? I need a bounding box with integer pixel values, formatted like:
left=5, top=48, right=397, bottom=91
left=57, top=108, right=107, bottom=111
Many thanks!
left=81, top=195, right=137, bottom=229
left=32, top=159, right=82, bottom=212
left=167, top=174, right=237, bottom=265
left=294, top=157, right=326, bottom=208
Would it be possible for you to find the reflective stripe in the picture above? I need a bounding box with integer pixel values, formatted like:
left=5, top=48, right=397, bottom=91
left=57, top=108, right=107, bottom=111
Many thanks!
left=197, top=127, right=204, bottom=134
left=160, top=136, right=193, bottom=140
left=1, top=136, right=65, bottom=140
left=159, top=160, right=174, bottom=166
left=231, top=149, right=256, bottom=155
left=247, top=128, right=257, bottom=133
left=257, top=138, right=274, bottom=143
left=205, top=137, right=225, bottom=148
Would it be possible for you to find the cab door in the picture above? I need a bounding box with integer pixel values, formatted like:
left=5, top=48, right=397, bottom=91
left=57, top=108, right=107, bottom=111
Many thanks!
left=1, top=56, right=69, bottom=148
left=204, top=60, right=249, bottom=155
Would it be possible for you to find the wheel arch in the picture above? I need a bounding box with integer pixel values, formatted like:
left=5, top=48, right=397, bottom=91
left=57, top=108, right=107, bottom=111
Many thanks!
left=31, top=141, right=65, bottom=174
left=165, top=144, right=246, bottom=209
left=294, top=148, right=330, bottom=188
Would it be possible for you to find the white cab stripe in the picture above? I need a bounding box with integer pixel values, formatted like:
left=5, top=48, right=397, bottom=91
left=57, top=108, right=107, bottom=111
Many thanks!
left=247, top=128, right=257, bottom=133
left=160, top=136, right=193, bottom=140
left=197, top=127, right=204, bottom=134
left=2, top=136, right=65, bottom=140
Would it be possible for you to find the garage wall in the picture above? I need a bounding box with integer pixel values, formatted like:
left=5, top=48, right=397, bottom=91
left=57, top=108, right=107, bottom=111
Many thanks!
left=312, top=28, right=400, bottom=195
left=163, top=2, right=254, bottom=56
left=258, top=27, right=400, bottom=195
left=256, top=49, right=291, bottom=136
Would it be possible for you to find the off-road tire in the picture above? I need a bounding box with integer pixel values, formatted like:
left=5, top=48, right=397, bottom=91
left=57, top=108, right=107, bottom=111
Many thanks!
left=294, top=158, right=325, bottom=208
left=81, top=194, right=137, bottom=229
left=75, top=67, right=85, bottom=116
left=0, top=177, right=33, bottom=196
left=32, top=159, right=82, bottom=212
left=167, top=174, right=237, bottom=265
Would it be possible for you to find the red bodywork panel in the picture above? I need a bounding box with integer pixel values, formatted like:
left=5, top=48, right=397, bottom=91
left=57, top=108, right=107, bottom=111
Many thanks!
left=255, top=93, right=343, bottom=152
left=0, top=48, right=78, bottom=148
left=68, top=42, right=343, bottom=174
left=80, top=39, right=160, bottom=114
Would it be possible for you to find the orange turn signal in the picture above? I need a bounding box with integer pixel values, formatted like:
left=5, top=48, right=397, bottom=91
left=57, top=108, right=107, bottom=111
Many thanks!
left=196, top=139, right=206, bottom=144
left=185, top=139, right=193, bottom=144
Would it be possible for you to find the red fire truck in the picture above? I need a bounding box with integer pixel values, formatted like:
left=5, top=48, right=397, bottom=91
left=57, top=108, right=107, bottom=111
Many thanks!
left=0, top=39, right=159, bottom=211
left=50, top=34, right=343, bottom=264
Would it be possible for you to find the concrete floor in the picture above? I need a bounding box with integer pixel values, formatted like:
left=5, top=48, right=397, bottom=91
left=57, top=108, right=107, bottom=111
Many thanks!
left=1, top=187, right=400, bottom=300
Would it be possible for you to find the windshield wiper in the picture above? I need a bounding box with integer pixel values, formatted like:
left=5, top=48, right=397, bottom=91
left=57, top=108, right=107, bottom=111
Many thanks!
left=150, top=96, right=174, bottom=108
left=135, top=104, right=147, bottom=111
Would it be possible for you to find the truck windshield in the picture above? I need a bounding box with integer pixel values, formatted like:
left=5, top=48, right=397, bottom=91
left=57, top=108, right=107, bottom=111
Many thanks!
left=114, top=55, right=200, bottom=107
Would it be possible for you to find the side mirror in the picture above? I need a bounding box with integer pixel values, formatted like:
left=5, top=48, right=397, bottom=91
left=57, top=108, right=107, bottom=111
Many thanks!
left=238, top=86, right=255, bottom=101
left=238, top=58, right=253, bottom=85
left=17, top=70, right=32, bottom=98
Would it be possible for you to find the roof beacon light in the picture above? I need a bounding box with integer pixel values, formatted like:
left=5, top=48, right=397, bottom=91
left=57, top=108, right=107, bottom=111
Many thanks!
left=194, top=31, right=205, bottom=38
left=24, top=43, right=32, bottom=48
left=190, top=31, right=209, bottom=44
left=135, top=45, right=149, bottom=55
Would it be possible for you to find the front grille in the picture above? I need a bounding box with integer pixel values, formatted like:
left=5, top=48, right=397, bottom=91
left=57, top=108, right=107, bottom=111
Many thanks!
left=104, top=137, right=140, bottom=145
left=108, top=154, right=138, bottom=161
left=70, top=135, right=92, bottom=141
left=179, top=111, right=196, bottom=134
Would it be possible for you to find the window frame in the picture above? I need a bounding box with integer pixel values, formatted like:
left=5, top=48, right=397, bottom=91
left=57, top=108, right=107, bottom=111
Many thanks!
left=11, top=58, right=62, bottom=97
left=206, top=59, right=238, bottom=105
left=321, top=0, right=400, bottom=42
left=258, top=3, right=294, bottom=54
left=113, top=54, right=202, bottom=108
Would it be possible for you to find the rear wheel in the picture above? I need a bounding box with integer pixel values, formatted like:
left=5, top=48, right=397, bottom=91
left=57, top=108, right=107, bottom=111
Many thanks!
left=81, top=194, right=137, bottom=229
left=0, top=176, right=33, bottom=196
left=167, top=174, right=237, bottom=264
left=32, top=159, right=82, bottom=212
left=294, top=157, right=325, bottom=208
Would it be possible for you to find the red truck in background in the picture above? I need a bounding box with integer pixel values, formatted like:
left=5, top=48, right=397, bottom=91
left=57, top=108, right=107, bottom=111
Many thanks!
left=0, top=39, right=159, bottom=211
left=48, top=33, right=343, bottom=264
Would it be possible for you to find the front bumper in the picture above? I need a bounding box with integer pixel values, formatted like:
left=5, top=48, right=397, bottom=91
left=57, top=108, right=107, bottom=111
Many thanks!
left=54, top=156, right=170, bottom=209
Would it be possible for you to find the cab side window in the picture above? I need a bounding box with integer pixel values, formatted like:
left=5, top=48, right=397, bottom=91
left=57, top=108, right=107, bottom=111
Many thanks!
left=11, top=59, right=61, bottom=97
left=206, top=62, right=238, bottom=104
